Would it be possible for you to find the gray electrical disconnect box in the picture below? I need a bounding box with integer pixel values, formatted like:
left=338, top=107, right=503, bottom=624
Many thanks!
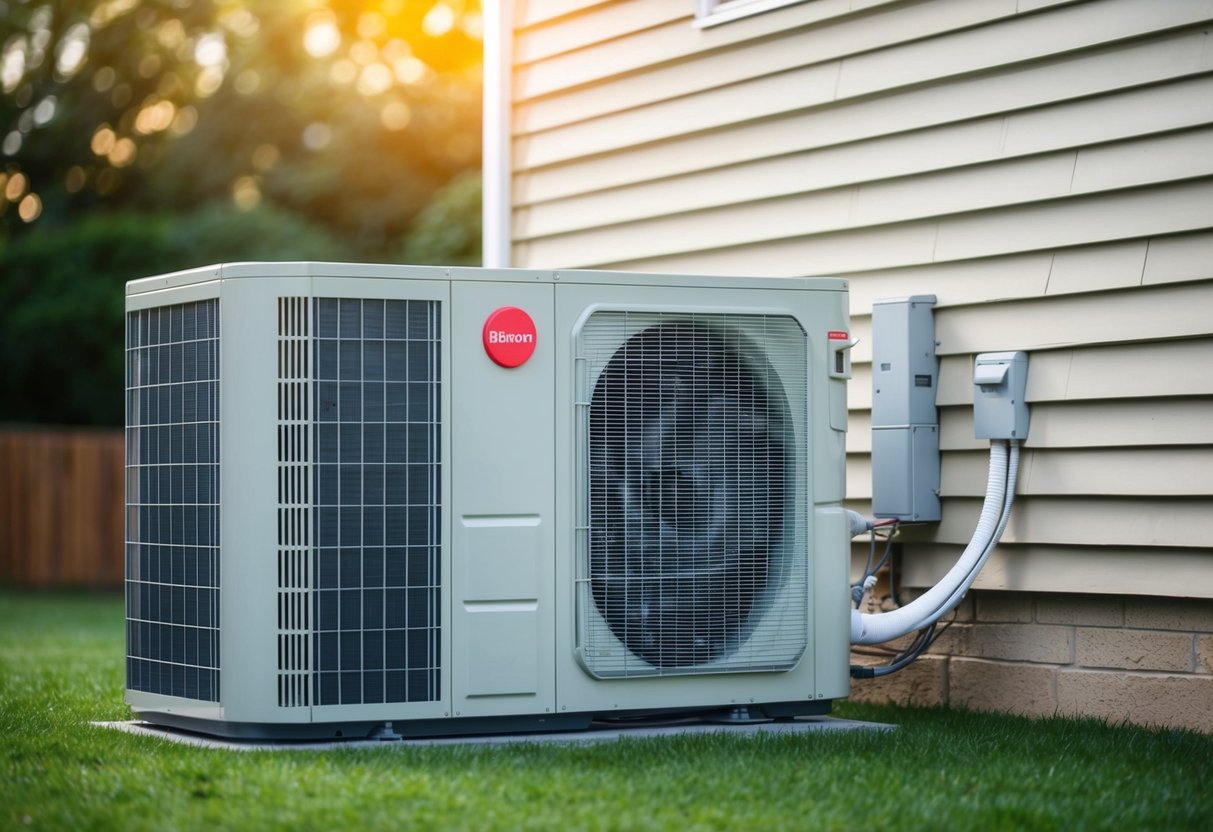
left=973, top=351, right=1030, bottom=439
left=871, top=295, right=940, bottom=522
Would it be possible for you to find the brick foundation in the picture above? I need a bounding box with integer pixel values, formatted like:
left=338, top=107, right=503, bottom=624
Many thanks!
left=849, top=590, right=1213, bottom=733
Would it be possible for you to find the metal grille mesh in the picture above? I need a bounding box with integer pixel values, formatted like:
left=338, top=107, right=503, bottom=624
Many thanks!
left=577, top=312, right=808, bottom=678
left=311, top=297, right=441, bottom=706
left=125, top=300, right=220, bottom=701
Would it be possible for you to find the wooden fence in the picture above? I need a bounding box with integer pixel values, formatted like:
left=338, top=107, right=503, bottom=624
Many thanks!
left=0, top=428, right=124, bottom=589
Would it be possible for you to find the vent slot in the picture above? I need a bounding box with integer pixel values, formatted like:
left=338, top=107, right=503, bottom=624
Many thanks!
left=277, top=297, right=312, bottom=707
left=575, top=312, right=808, bottom=678
left=125, top=300, right=221, bottom=702
left=311, top=298, right=442, bottom=706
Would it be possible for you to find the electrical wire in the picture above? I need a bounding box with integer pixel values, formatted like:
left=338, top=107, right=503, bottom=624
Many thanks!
left=850, top=624, right=933, bottom=678
left=852, top=524, right=899, bottom=609
left=850, top=612, right=956, bottom=678
left=868, top=528, right=897, bottom=581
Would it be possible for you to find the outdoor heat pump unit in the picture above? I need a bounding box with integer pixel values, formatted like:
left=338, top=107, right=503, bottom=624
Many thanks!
left=123, top=263, right=853, bottom=739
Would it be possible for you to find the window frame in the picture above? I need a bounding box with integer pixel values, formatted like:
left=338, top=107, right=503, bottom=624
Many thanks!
left=693, top=0, right=807, bottom=29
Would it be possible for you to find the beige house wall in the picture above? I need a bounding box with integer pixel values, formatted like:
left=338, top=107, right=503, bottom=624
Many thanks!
left=498, top=0, right=1213, bottom=729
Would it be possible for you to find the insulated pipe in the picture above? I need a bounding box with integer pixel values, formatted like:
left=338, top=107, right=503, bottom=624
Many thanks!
left=935, top=441, right=1020, bottom=616
left=850, top=441, right=1011, bottom=645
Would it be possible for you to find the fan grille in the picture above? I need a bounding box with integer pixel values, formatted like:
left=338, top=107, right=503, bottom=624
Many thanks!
left=577, top=312, right=808, bottom=677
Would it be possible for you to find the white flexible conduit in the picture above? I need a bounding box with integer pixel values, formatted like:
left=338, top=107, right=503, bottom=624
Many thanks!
left=850, top=440, right=1020, bottom=645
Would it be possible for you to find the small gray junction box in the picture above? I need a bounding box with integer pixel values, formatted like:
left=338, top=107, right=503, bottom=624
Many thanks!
left=973, top=351, right=1030, bottom=440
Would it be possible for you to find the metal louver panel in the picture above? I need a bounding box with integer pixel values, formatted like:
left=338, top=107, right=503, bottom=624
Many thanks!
left=125, top=300, right=221, bottom=701
left=311, top=298, right=442, bottom=706
left=278, top=297, right=312, bottom=707
left=576, top=312, right=808, bottom=678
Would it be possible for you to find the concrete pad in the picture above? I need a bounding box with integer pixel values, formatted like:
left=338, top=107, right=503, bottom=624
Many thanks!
left=93, top=716, right=893, bottom=751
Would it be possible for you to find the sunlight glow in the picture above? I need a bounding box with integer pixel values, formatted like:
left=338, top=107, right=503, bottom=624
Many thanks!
left=350, top=40, right=378, bottom=66
left=135, top=99, right=177, bottom=134
left=1, top=39, right=26, bottom=93
left=422, top=3, right=456, bottom=37
left=394, top=56, right=430, bottom=85
left=110, top=82, right=131, bottom=108
left=381, top=39, right=411, bottom=62
left=4, top=172, right=28, bottom=202
left=29, top=7, right=53, bottom=56
left=170, top=106, right=199, bottom=136
left=18, top=192, right=42, bottom=222
left=220, top=8, right=260, bottom=40
left=65, top=166, right=88, bottom=193
left=95, top=168, right=120, bottom=195
left=252, top=144, right=280, bottom=172
left=461, top=12, right=484, bottom=39
left=303, top=14, right=342, bottom=59
left=90, top=0, right=139, bottom=29
left=157, top=19, right=186, bottom=50
left=357, top=63, right=393, bottom=96
left=195, top=66, right=225, bottom=97
left=92, top=66, right=116, bottom=92
left=357, top=12, right=387, bottom=40
left=302, top=122, right=333, bottom=151
left=33, top=97, right=57, bottom=127
left=195, top=33, right=227, bottom=68
left=91, top=126, right=117, bottom=156
left=55, top=23, right=91, bottom=80
left=329, top=59, right=358, bottom=85
left=138, top=54, right=162, bottom=79
left=232, top=176, right=261, bottom=210
left=109, top=137, right=137, bottom=167
left=380, top=100, right=411, bottom=131
left=234, top=69, right=261, bottom=95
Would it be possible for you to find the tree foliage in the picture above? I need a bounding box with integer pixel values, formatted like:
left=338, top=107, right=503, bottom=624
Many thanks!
left=0, top=204, right=352, bottom=425
left=1, top=0, right=483, bottom=424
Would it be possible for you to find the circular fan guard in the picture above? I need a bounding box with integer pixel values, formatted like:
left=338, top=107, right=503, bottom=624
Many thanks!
left=588, top=321, right=790, bottom=668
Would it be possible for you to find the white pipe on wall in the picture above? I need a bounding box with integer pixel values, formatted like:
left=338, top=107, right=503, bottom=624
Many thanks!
left=850, top=441, right=1014, bottom=645
left=481, top=0, right=513, bottom=268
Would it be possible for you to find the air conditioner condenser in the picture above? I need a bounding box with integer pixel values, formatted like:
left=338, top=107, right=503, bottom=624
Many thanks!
left=123, top=263, right=852, bottom=738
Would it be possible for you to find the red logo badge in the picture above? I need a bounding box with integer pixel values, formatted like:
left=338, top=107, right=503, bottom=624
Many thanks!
left=482, top=307, right=537, bottom=368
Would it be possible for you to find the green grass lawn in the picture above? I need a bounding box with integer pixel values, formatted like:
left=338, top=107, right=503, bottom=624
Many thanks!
left=2, top=590, right=1210, bottom=831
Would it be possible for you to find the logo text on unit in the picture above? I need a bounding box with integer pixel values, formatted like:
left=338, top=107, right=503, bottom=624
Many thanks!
left=487, top=330, right=535, bottom=345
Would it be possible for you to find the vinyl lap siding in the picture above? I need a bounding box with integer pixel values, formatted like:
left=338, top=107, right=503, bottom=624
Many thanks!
left=507, top=0, right=1213, bottom=598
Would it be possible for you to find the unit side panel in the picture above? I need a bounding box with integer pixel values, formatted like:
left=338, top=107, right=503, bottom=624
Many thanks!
left=450, top=281, right=557, bottom=718
left=812, top=506, right=851, bottom=702
left=218, top=277, right=309, bottom=722
left=800, top=287, right=851, bottom=701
